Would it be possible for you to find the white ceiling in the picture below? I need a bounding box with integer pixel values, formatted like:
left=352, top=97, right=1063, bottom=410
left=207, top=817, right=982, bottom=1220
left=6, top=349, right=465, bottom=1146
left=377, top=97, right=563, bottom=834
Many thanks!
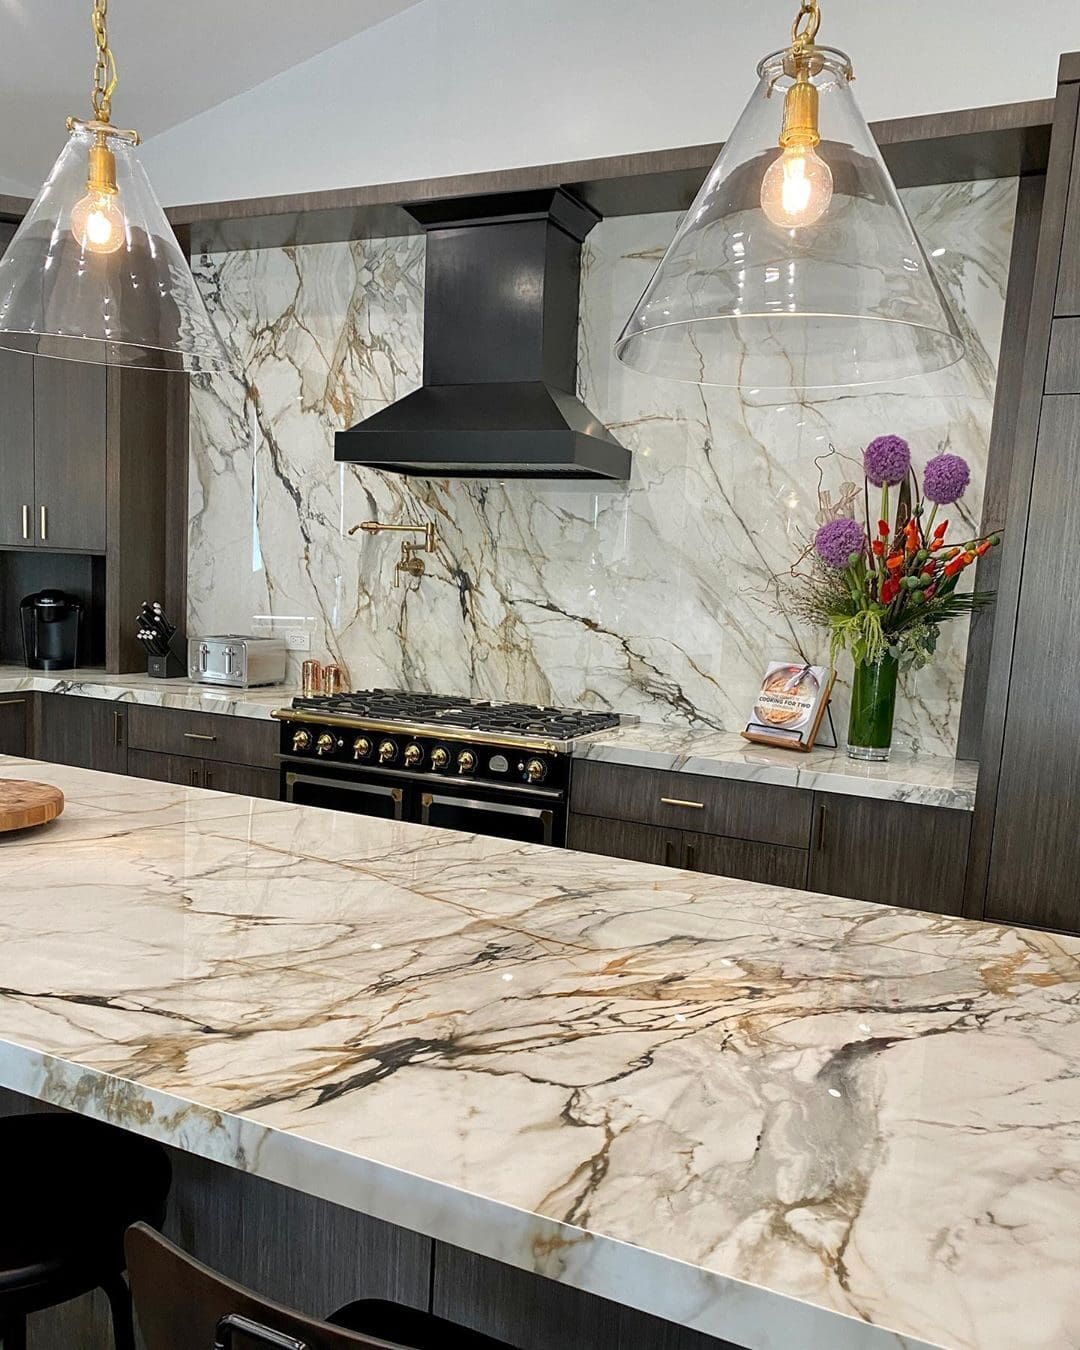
left=0, top=0, right=423, bottom=195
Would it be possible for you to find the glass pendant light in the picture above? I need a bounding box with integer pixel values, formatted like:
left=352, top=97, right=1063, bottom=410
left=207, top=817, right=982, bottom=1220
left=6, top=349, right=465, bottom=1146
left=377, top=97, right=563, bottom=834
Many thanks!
left=0, top=0, right=229, bottom=373
left=614, top=0, right=964, bottom=389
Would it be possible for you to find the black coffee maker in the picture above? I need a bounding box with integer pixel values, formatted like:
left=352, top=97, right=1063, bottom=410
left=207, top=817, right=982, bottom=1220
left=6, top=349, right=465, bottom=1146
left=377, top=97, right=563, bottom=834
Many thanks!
left=21, top=590, right=82, bottom=670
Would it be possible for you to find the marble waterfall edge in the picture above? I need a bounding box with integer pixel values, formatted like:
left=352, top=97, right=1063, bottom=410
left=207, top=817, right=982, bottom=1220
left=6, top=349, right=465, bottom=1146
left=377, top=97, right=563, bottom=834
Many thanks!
left=2, top=759, right=1078, bottom=1350
left=188, top=178, right=1016, bottom=756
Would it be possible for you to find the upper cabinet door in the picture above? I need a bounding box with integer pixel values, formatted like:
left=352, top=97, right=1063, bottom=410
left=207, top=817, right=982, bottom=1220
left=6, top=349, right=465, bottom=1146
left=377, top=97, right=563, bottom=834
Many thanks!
left=33, top=358, right=107, bottom=551
left=0, top=352, right=35, bottom=547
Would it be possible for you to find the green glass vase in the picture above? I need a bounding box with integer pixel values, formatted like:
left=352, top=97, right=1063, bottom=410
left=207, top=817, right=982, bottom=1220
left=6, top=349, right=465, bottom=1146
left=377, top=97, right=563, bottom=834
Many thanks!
left=847, top=655, right=899, bottom=761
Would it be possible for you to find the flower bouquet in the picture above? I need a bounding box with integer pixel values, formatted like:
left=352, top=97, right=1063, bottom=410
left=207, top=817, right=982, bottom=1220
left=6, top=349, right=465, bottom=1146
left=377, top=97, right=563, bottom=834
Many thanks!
left=789, top=435, right=1000, bottom=760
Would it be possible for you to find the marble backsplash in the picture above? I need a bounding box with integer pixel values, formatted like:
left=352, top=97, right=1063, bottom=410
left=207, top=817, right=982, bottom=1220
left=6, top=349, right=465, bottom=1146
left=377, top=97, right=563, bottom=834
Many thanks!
left=189, top=177, right=1016, bottom=755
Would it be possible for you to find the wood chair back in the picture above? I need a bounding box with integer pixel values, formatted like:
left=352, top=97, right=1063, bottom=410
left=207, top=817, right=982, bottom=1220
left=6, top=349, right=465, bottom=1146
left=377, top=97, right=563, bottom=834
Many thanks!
left=125, top=1223, right=408, bottom=1350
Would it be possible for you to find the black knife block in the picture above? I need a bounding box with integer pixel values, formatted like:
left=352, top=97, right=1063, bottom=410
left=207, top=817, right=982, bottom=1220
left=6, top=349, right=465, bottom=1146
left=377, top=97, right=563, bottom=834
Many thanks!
left=147, top=631, right=187, bottom=679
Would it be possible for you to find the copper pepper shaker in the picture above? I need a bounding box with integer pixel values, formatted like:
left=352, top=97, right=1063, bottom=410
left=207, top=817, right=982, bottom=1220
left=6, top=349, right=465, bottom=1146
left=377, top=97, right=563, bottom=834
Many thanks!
left=320, top=662, right=345, bottom=696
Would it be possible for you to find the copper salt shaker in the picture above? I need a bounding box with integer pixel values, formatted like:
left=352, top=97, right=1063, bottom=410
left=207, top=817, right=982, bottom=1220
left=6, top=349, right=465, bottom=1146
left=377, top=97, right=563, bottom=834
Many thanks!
left=301, top=659, right=322, bottom=697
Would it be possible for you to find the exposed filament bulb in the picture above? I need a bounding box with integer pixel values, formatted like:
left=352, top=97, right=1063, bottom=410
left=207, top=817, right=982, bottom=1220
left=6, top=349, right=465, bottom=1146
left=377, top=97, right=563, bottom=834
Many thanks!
left=70, top=132, right=125, bottom=255
left=760, top=143, right=833, bottom=228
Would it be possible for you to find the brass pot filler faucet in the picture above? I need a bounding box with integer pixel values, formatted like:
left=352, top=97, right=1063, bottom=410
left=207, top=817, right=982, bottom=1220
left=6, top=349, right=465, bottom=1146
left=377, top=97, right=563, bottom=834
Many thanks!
left=349, top=520, right=438, bottom=585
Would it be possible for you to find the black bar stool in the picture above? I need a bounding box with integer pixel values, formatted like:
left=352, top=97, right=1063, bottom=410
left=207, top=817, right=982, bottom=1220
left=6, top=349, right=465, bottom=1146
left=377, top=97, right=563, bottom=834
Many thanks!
left=0, top=1113, right=171, bottom=1350
left=126, top=1223, right=520, bottom=1350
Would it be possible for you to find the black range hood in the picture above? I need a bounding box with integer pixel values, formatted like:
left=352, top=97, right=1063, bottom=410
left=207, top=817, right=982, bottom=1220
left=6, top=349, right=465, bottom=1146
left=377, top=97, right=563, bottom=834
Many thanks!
left=334, top=189, right=630, bottom=480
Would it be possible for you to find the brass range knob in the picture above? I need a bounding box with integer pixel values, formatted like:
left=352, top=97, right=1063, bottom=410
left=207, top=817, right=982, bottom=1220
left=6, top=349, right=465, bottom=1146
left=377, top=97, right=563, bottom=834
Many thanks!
left=430, top=746, right=450, bottom=771
left=291, top=729, right=312, bottom=752
left=403, top=743, right=423, bottom=768
left=352, top=735, right=372, bottom=760
left=524, top=757, right=547, bottom=784
left=457, top=749, right=477, bottom=775
left=378, top=739, right=398, bottom=764
left=315, top=732, right=337, bottom=756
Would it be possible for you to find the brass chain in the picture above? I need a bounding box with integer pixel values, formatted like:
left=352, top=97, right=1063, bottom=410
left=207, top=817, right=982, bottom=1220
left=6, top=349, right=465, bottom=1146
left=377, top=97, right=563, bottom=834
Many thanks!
left=790, top=0, right=821, bottom=51
left=90, top=0, right=118, bottom=123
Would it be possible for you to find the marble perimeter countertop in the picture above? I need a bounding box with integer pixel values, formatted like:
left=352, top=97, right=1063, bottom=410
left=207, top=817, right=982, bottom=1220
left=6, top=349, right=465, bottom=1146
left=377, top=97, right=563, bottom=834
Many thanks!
left=0, top=756, right=1075, bottom=1350
left=0, top=669, right=977, bottom=810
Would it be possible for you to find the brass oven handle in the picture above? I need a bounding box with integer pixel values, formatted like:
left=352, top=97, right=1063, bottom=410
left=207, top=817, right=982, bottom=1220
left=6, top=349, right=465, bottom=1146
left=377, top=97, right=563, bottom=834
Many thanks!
left=39, top=505, right=47, bottom=541
left=420, top=791, right=555, bottom=846
left=660, top=796, right=704, bottom=809
left=21, top=504, right=29, bottom=540
left=183, top=732, right=217, bottom=742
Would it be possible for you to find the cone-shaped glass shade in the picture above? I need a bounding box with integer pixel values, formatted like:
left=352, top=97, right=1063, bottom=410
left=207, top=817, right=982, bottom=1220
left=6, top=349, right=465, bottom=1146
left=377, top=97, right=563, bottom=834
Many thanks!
left=0, top=124, right=230, bottom=372
left=614, top=47, right=965, bottom=389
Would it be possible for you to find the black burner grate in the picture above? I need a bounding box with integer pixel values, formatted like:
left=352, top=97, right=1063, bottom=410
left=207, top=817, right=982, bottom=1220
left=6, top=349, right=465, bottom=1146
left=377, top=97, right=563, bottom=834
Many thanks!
left=290, top=688, right=621, bottom=738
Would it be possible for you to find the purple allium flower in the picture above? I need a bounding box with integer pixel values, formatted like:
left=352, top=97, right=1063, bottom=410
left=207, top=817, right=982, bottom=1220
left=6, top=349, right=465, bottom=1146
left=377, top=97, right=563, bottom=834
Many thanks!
left=814, top=516, right=865, bottom=570
left=863, top=434, right=912, bottom=487
left=923, top=452, right=971, bottom=505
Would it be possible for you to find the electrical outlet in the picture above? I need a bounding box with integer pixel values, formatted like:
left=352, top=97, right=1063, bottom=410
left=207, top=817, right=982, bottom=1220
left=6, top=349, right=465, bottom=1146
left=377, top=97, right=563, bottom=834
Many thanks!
left=284, top=629, right=311, bottom=653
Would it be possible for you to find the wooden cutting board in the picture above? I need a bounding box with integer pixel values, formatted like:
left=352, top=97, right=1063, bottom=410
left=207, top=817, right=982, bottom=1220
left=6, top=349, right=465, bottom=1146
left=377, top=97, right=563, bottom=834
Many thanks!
left=0, top=780, right=65, bottom=832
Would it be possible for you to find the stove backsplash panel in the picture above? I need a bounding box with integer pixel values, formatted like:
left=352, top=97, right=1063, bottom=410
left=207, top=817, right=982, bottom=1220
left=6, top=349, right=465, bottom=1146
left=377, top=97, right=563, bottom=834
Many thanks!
left=189, top=179, right=1016, bottom=755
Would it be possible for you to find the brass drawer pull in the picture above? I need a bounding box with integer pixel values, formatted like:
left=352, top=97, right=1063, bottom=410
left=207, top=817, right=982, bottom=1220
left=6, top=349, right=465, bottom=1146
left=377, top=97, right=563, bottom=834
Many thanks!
left=660, top=796, right=704, bottom=809
left=183, top=732, right=217, bottom=742
left=0, top=698, right=26, bottom=707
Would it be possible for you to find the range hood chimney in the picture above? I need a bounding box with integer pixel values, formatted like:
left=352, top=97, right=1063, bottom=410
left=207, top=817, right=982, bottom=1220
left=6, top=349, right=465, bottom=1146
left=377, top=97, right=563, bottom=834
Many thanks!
left=334, top=188, right=630, bottom=480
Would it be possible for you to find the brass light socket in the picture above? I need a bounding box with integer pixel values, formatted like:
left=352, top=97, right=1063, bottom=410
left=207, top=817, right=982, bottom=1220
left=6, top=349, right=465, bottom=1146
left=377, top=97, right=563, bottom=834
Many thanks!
left=86, top=134, right=118, bottom=195
left=779, top=75, right=821, bottom=149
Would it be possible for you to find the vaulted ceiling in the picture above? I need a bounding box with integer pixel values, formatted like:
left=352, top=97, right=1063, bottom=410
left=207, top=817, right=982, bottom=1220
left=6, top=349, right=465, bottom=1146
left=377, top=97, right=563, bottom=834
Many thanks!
left=0, top=0, right=422, bottom=194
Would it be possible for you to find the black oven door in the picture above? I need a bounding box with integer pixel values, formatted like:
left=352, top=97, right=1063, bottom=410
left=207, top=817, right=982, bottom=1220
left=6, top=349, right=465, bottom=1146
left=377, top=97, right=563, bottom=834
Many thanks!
left=419, top=789, right=560, bottom=845
left=284, top=769, right=405, bottom=821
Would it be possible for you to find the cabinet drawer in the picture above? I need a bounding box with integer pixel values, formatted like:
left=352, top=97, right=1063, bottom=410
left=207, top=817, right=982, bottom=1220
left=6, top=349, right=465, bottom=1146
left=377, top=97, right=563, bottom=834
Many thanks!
left=568, top=813, right=809, bottom=889
left=567, top=814, right=678, bottom=868
left=129, top=747, right=203, bottom=788
left=129, top=747, right=279, bottom=799
left=686, top=831, right=808, bottom=889
left=127, top=704, right=277, bottom=767
left=200, top=760, right=279, bottom=799
left=570, top=759, right=812, bottom=848
left=0, top=695, right=30, bottom=758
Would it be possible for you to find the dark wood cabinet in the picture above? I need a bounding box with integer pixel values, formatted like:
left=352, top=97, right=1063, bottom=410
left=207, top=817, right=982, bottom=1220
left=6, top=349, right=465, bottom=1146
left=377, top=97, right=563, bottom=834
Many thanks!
left=32, top=359, right=107, bottom=552
left=0, top=694, right=30, bottom=757
left=571, top=760, right=812, bottom=848
left=0, top=353, right=35, bottom=548
left=685, top=830, right=809, bottom=889
left=128, top=746, right=278, bottom=799
left=198, top=759, right=278, bottom=799
left=127, top=703, right=278, bottom=769
left=128, top=747, right=204, bottom=788
left=0, top=205, right=184, bottom=672
left=568, top=815, right=679, bottom=867
left=980, top=394, right=1080, bottom=931
left=0, top=358, right=107, bottom=554
left=567, top=813, right=809, bottom=889
left=33, top=697, right=280, bottom=800
left=36, top=693, right=127, bottom=774
left=569, top=758, right=969, bottom=914
left=432, top=1243, right=736, bottom=1350
left=808, top=792, right=970, bottom=915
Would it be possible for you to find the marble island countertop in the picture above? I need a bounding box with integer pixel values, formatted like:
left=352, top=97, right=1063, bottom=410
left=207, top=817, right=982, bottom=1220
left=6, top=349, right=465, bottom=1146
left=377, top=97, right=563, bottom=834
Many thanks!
left=0, top=669, right=977, bottom=810
left=1, top=756, right=1076, bottom=1350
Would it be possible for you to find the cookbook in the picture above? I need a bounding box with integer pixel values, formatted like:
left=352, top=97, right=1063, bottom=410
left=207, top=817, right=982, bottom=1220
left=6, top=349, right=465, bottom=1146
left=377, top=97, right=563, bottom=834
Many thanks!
left=742, top=662, right=835, bottom=752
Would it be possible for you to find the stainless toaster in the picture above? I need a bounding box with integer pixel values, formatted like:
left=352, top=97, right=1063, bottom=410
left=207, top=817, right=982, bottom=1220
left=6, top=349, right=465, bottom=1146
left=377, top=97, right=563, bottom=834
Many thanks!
left=188, top=635, right=287, bottom=688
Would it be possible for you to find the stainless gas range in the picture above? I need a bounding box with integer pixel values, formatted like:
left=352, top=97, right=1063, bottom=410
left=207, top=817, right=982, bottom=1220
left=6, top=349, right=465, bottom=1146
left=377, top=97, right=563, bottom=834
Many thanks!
left=272, top=690, right=624, bottom=846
